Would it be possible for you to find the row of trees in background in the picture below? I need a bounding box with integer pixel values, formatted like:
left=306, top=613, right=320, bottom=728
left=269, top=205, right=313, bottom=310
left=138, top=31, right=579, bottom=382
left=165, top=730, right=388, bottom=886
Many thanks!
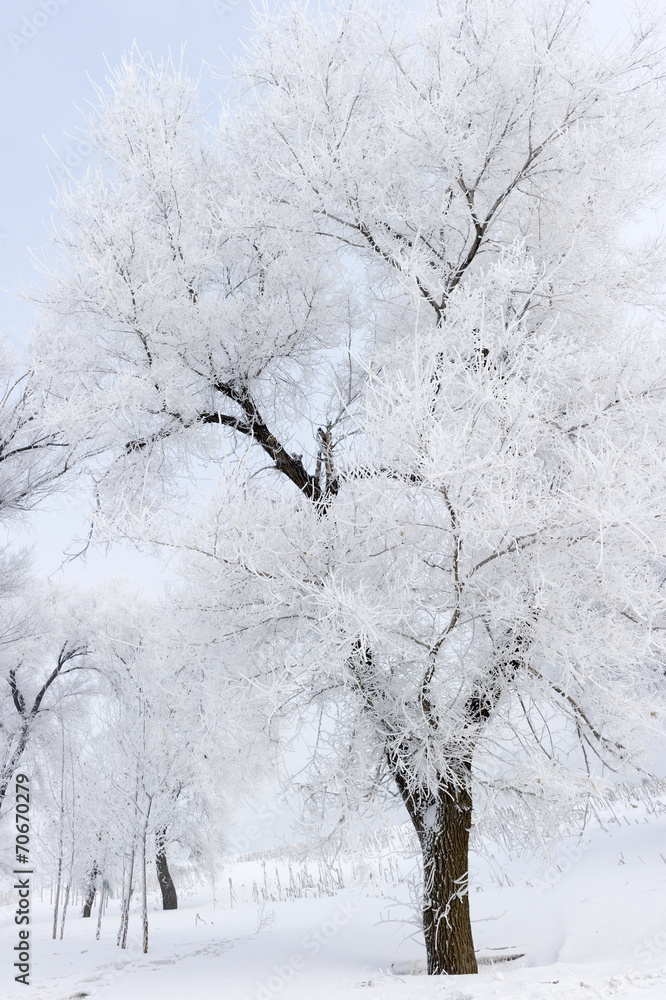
left=3, top=0, right=666, bottom=976
left=0, top=335, right=252, bottom=944
left=0, top=569, right=258, bottom=950
left=0, top=327, right=259, bottom=952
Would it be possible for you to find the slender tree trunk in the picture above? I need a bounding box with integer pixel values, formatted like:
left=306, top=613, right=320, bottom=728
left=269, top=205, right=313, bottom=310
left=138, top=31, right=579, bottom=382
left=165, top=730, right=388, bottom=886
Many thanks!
left=116, top=860, right=126, bottom=946
left=59, top=879, right=72, bottom=940
left=142, top=795, right=153, bottom=954
left=52, top=727, right=66, bottom=940
left=60, top=775, right=76, bottom=941
left=96, top=864, right=105, bottom=941
left=118, top=848, right=135, bottom=949
left=155, top=829, right=178, bottom=910
left=142, top=832, right=149, bottom=953
left=52, top=856, right=63, bottom=940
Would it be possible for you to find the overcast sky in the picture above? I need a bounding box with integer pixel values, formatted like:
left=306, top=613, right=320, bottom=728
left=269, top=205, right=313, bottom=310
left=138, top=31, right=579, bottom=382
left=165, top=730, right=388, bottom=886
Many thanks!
left=0, top=0, right=658, bottom=585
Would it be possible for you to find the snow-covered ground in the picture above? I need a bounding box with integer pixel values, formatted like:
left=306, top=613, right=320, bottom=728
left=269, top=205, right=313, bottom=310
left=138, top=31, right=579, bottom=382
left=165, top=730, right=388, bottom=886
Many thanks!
left=3, top=809, right=666, bottom=1000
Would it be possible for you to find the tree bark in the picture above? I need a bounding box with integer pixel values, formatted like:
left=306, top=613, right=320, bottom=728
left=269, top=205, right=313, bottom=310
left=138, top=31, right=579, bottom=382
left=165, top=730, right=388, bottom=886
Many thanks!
left=118, top=848, right=135, bottom=949
left=0, top=722, right=30, bottom=814
left=389, top=749, right=478, bottom=975
left=418, top=779, right=477, bottom=975
left=59, top=879, right=71, bottom=939
left=396, top=635, right=523, bottom=973
left=155, top=830, right=178, bottom=910
left=95, top=869, right=105, bottom=941
left=142, top=799, right=152, bottom=953
left=52, top=855, right=63, bottom=941
left=82, top=863, right=98, bottom=918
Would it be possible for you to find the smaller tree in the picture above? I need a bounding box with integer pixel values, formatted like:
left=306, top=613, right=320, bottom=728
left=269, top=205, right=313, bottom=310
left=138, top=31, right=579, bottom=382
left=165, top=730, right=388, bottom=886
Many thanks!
left=0, top=328, right=106, bottom=821
left=62, top=586, right=248, bottom=944
left=0, top=576, right=97, bottom=814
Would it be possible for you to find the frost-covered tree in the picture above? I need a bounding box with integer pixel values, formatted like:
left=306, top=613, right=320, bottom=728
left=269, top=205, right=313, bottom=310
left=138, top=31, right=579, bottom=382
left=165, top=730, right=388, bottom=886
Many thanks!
left=63, top=585, right=251, bottom=944
left=33, top=2, right=666, bottom=974
left=0, top=575, right=97, bottom=815
left=0, top=337, right=85, bottom=517
left=0, top=318, right=104, bottom=817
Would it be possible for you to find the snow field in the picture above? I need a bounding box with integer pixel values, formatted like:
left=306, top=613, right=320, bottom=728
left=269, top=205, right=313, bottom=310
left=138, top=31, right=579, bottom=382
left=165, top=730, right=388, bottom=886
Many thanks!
left=3, top=808, right=666, bottom=999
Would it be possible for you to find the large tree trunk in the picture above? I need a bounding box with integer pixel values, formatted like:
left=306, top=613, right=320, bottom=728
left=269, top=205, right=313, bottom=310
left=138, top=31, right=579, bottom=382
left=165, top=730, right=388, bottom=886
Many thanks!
left=82, top=863, right=98, bottom=918
left=390, top=753, right=477, bottom=975
left=155, top=830, right=178, bottom=910
left=418, top=779, right=477, bottom=975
